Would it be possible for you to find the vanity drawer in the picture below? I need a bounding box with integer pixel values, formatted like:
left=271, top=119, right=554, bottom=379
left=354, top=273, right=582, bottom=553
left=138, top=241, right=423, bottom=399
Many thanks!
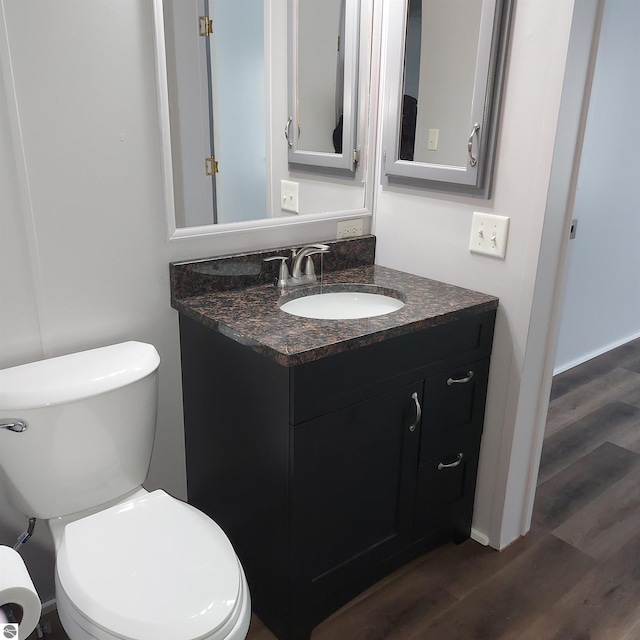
left=418, top=357, right=490, bottom=465
left=413, top=430, right=482, bottom=540
left=290, top=310, right=495, bottom=424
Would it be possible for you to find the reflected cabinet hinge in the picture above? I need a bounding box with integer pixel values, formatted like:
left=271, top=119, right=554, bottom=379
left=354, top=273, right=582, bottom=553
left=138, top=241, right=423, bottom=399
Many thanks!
left=205, top=157, right=218, bottom=175
left=353, top=147, right=361, bottom=166
left=199, top=16, right=213, bottom=37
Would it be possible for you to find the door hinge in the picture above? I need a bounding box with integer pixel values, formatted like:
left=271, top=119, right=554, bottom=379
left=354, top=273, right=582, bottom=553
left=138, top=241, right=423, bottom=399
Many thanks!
left=205, top=157, right=218, bottom=175
left=353, top=147, right=361, bottom=166
left=199, top=16, right=213, bottom=37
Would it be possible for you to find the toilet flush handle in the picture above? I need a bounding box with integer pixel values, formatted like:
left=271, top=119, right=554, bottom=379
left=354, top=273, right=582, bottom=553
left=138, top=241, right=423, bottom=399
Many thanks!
left=0, top=419, right=27, bottom=432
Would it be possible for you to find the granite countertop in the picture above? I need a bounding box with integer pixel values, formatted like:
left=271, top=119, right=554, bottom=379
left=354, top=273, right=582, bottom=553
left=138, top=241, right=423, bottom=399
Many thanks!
left=171, top=263, right=498, bottom=367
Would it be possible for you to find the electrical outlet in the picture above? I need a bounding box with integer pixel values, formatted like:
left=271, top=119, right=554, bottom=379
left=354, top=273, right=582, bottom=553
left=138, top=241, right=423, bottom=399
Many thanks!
left=469, top=212, right=510, bottom=259
left=281, top=180, right=299, bottom=213
left=337, top=219, right=363, bottom=239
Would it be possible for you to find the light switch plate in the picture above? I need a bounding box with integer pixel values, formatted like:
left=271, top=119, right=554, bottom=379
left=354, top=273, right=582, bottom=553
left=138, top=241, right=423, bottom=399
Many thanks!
left=469, top=212, right=510, bottom=259
left=281, top=180, right=299, bottom=213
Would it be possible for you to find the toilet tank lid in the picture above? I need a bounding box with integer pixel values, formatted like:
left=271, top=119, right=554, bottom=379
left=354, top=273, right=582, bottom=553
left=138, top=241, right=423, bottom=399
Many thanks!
left=0, top=342, right=160, bottom=410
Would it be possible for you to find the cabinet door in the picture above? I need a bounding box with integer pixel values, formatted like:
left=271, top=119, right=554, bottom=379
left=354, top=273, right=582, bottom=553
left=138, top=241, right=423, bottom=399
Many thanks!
left=414, top=358, right=490, bottom=540
left=290, top=382, right=423, bottom=600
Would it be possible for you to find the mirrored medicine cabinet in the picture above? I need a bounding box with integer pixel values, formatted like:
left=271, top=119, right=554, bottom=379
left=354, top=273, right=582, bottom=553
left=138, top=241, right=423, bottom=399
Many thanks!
left=382, top=0, right=513, bottom=197
left=286, top=0, right=361, bottom=173
left=153, top=0, right=373, bottom=238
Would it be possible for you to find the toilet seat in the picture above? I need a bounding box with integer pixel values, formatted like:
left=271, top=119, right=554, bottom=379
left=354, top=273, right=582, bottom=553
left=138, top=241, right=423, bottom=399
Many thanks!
left=55, top=490, right=248, bottom=640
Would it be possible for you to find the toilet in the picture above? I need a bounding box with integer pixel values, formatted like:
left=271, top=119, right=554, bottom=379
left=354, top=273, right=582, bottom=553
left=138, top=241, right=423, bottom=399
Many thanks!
left=0, top=342, right=250, bottom=640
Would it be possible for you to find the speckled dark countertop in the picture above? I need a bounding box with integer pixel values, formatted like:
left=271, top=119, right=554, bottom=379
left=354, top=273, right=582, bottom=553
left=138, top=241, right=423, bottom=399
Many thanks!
left=170, top=237, right=498, bottom=366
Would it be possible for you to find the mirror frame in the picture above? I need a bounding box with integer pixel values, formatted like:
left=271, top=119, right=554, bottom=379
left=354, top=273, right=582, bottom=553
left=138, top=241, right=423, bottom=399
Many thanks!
left=152, top=0, right=376, bottom=242
left=382, top=0, right=513, bottom=198
left=287, top=0, right=361, bottom=173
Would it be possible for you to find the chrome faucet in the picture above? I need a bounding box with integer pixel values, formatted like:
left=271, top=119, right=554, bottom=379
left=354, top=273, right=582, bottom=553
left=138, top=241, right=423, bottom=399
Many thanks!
left=263, top=243, right=330, bottom=289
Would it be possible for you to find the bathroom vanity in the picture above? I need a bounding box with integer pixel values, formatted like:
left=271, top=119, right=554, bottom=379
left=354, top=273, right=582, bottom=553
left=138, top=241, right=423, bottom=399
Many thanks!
left=170, top=237, right=497, bottom=640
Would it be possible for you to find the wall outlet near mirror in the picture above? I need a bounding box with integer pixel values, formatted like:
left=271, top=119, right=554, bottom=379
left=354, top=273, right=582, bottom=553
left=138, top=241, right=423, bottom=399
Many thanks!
left=337, top=219, right=364, bottom=239
left=469, top=212, right=510, bottom=259
left=427, top=129, right=439, bottom=151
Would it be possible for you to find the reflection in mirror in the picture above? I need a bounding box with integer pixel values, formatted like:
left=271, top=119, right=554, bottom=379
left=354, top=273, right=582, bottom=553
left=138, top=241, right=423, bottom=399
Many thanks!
left=154, top=0, right=372, bottom=234
left=288, top=0, right=360, bottom=171
left=401, top=0, right=482, bottom=166
left=162, top=0, right=266, bottom=227
left=297, top=0, right=344, bottom=153
left=383, top=0, right=512, bottom=197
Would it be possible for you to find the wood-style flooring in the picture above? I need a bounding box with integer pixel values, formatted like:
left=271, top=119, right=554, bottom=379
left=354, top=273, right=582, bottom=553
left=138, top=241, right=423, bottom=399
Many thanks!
left=29, top=337, right=640, bottom=640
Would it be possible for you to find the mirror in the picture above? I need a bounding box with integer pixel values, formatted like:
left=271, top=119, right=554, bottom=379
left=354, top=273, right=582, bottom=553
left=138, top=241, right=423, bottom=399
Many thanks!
left=154, top=0, right=372, bottom=235
left=287, top=0, right=360, bottom=172
left=382, top=0, right=513, bottom=197
left=160, top=0, right=266, bottom=227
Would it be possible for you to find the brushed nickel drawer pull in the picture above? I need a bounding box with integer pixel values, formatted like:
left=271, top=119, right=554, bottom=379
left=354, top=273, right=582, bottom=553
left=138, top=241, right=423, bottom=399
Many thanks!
left=438, top=453, right=464, bottom=470
left=447, top=371, right=474, bottom=386
left=408, top=392, right=421, bottom=432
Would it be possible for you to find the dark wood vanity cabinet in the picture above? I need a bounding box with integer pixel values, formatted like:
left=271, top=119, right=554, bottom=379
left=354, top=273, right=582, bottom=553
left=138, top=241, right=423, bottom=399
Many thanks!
left=178, top=309, right=495, bottom=640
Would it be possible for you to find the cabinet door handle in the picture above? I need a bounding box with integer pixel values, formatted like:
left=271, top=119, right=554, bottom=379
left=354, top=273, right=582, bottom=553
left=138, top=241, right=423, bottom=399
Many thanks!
left=438, top=453, right=464, bottom=470
left=467, top=123, right=480, bottom=167
left=447, top=371, right=474, bottom=386
left=408, top=392, right=421, bottom=432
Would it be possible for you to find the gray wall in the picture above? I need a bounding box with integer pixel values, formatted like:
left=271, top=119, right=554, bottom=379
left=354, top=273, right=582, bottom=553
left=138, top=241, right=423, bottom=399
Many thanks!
left=555, top=0, right=640, bottom=372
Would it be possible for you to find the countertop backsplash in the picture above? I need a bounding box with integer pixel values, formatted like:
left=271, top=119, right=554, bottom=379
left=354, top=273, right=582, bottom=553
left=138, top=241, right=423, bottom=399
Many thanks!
left=170, top=235, right=376, bottom=301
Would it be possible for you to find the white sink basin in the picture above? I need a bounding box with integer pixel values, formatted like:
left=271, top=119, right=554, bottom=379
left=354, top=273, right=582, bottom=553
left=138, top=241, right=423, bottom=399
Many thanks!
left=279, top=290, right=405, bottom=320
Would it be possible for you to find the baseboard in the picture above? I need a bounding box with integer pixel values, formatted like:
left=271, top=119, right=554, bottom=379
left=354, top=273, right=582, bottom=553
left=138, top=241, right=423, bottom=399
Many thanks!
left=40, top=599, right=56, bottom=615
left=554, top=330, right=640, bottom=376
left=471, top=527, right=490, bottom=546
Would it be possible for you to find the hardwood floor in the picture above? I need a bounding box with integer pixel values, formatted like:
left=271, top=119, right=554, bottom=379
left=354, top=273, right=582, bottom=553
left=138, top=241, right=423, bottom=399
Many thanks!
left=30, top=337, right=640, bottom=640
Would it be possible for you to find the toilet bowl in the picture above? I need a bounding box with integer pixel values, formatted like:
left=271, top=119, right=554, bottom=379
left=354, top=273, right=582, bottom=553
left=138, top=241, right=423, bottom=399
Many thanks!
left=0, top=342, right=250, bottom=640
left=53, top=490, right=250, bottom=640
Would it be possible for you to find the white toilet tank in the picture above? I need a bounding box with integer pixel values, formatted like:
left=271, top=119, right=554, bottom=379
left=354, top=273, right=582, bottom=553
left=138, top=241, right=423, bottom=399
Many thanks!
left=0, top=342, right=160, bottom=520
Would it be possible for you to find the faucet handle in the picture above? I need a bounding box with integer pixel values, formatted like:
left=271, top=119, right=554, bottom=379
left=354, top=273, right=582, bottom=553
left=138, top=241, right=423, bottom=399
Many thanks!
left=263, top=256, right=290, bottom=288
left=304, top=256, right=318, bottom=277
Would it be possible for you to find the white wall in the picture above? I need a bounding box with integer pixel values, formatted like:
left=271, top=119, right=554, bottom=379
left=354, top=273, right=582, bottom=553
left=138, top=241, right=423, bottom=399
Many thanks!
left=554, top=0, right=640, bottom=373
left=0, top=25, right=48, bottom=592
left=374, top=0, right=577, bottom=547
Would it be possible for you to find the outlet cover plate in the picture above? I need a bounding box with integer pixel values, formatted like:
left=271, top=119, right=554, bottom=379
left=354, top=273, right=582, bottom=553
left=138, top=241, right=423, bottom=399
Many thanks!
left=469, top=212, right=509, bottom=259
left=337, top=218, right=364, bottom=239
